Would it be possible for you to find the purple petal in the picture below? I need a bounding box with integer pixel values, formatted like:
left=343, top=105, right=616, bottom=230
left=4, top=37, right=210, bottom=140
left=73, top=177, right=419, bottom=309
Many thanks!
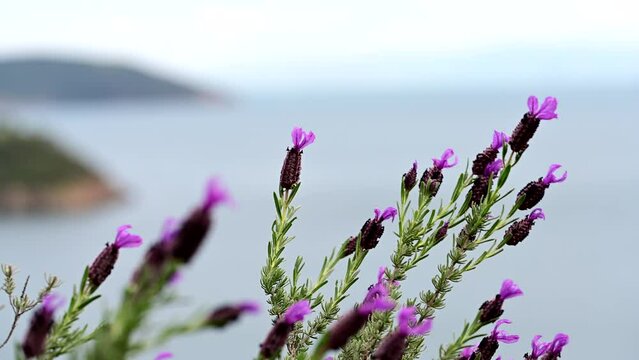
left=238, top=301, right=261, bottom=314
left=530, top=335, right=551, bottom=358
left=300, top=130, right=316, bottom=150
left=460, top=345, right=477, bottom=358
left=542, top=164, right=568, bottom=185
left=374, top=208, right=381, bottom=220
left=527, top=96, right=539, bottom=115
left=291, top=127, right=304, bottom=148
left=42, top=293, right=65, bottom=313
left=433, top=148, right=458, bottom=169
left=168, top=271, right=183, bottom=286
left=499, top=279, right=523, bottom=300
left=491, top=131, right=510, bottom=150
left=363, top=283, right=389, bottom=304
left=395, top=306, right=433, bottom=336
left=536, top=97, right=558, bottom=120
left=380, top=207, right=398, bottom=222
left=549, top=333, right=569, bottom=353
left=484, top=159, right=504, bottom=176
left=202, top=177, right=232, bottom=212
left=114, top=225, right=143, bottom=249
left=377, top=266, right=386, bottom=285
left=492, top=319, right=519, bottom=344
left=358, top=297, right=395, bottom=314
left=155, top=352, right=173, bottom=360
left=529, top=208, right=546, bottom=221
left=284, top=299, right=312, bottom=324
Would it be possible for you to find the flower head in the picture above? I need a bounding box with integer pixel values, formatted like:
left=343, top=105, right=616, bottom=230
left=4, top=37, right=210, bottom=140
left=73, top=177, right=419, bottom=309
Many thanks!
left=22, top=293, right=64, bottom=358
left=485, top=159, right=504, bottom=177
left=403, top=161, right=418, bottom=192
left=397, top=307, right=433, bottom=336
left=491, top=319, right=519, bottom=344
left=432, top=148, right=458, bottom=169
left=374, top=207, right=398, bottom=222
left=360, top=267, right=395, bottom=314
left=202, top=177, right=231, bottom=212
left=542, top=164, right=568, bottom=186
left=491, top=131, right=510, bottom=150
left=527, top=96, right=558, bottom=120
left=284, top=299, right=312, bottom=324
left=526, top=335, right=551, bottom=359
left=207, top=301, right=260, bottom=327
left=499, top=279, right=523, bottom=300
left=291, top=126, right=316, bottom=150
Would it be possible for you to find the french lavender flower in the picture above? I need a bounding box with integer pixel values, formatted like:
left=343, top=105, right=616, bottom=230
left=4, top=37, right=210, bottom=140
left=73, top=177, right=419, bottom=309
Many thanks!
left=479, top=279, right=523, bottom=323
left=524, top=335, right=551, bottom=360
left=206, top=301, right=260, bottom=327
left=260, top=300, right=312, bottom=358
left=472, top=131, right=509, bottom=175
left=403, top=161, right=418, bottom=192
left=372, top=307, right=433, bottom=360
left=420, top=148, right=458, bottom=196
left=170, top=178, right=230, bottom=263
left=457, top=345, right=477, bottom=360
left=279, top=126, right=315, bottom=189
left=470, top=159, right=503, bottom=205
left=472, top=319, right=519, bottom=360
left=88, top=224, right=143, bottom=290
left=505, top=208, right=545, bottom=246
left=509, top=96, right=558, bottom=153
left=517, top=164, right=567, bottom=210
left=343, top=207, right=398, bottom=257
left=325, top=267, right=395, bottom=350
left=541, top=333, right=569, bottom=360
left=435, top=221, right=450, bottom=244
left=22, top=294, right=64, bottom=358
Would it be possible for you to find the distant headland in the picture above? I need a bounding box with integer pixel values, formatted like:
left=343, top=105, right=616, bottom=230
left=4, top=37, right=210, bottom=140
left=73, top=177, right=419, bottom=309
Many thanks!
left=0, top=126, right=117, bottom=212
left=0, top=57, right=219, bottom=102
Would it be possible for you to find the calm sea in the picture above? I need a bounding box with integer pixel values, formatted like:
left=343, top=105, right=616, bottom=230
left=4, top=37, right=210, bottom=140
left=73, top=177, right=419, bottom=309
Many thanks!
left=1, top=88, right=637, bottom=359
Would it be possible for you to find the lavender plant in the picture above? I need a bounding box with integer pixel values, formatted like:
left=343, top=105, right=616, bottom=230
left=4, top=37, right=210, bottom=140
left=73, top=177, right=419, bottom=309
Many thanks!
left=1, top=95, right=572, bottom=360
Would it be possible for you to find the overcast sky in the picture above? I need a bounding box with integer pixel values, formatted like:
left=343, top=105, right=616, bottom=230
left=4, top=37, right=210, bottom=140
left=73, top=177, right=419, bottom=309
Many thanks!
left=2, top=0, right=638, bottom=91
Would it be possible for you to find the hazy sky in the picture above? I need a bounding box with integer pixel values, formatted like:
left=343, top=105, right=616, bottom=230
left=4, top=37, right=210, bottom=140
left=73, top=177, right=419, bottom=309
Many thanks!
left=2, top=0, right=639, bottom=90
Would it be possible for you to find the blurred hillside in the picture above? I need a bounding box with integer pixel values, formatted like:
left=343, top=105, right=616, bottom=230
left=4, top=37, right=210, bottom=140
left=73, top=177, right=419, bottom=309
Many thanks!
left=0, top=126, right=116, bottom=211
left=0, top=58, right=213, bottom=102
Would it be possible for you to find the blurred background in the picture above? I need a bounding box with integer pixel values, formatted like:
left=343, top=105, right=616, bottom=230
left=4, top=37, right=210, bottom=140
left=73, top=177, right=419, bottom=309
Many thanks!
left=1, top=1, right=637, bottom=359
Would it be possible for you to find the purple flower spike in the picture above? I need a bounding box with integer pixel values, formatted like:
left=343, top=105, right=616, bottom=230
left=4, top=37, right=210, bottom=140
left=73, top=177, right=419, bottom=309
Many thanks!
left=22, top=293, right=64, bottom=358
left=529, top=208, right=545, bottom=221
left=528, top=96, right=558, bottom=120
left=155, top=352, right=173, bottom=360
left=499, top=279, right=523, bottom=300
left=491, top=131, right=510, bottom=150
left=202, top=177, right=231, bottom=213
left=524, top=335, right=550, bottom=359
left=114, top=225, right=143, bottom=249
left=284, top=299, right=312, bottom=324
left=492, top=319, right=519, bottom=344
left=207, top=300, right=260, bottom=327
left=433, top=148, right=458, bottom=169
left=403, top=161, right=419, bottom=192
left=397, top=307, right=432, bottom=336
left=375, top=207, right=398, bottom=222
left=542, top=164, right=568, bottom=186
left=484, top=159, right=504, bottom=177
left=291, top=126, right=316, bottom=150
